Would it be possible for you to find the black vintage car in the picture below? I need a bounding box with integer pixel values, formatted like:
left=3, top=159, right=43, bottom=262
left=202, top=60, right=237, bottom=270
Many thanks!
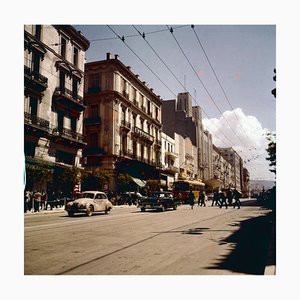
left=138, top=191, right=180, bottom=212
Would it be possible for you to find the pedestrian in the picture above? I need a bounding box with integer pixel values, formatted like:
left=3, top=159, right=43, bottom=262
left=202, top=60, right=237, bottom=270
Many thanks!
left=33, top=190, right=42, bottom=212
left=233, top=188, right=241, bottom=209
left=212, top=190, right=220, bottom=206
left=199, top=191, right=206, bottom=207
left=41, top=190, right=47, bottom=210
left=24, top=191, right=28, bottom=213
left=227, top=189, right=233, bottom=206
left=219, top=190, right=228, bottom=209
left=188, top=190, right=195, bottom=209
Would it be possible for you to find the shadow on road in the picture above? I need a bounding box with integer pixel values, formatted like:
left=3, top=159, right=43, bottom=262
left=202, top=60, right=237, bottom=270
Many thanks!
left=205, top=210, right=275, bottom=275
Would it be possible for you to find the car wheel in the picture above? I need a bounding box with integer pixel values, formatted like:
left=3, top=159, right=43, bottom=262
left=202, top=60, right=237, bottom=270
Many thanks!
left=105, top=207, right=111, bottom=214
left=68, top=211, right=74, bottom=217
left=86, top=205, right=93, bottom=217
left=141, top=207, right=145, bottom=212
left=173, top=205, right=177, bottom=210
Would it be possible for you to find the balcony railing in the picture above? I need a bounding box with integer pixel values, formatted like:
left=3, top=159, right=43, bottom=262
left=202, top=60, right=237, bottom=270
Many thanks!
left=54, top=87, right=85, bottom=107
left=82, top=147, right=106, bottom=156
left=165, top=151, right=178, bottom=159
left=24, top=65, right=48, bottom=92
left=132, top=126, right=154, bottom=143
left=24, top=111, right=50, bottom=132
left=120, top=119, right=131, bottom=130
left=52, top=127, right=85, bottom=144
left=25, top=111, right=85, bottom=144
left=83, top=116, right=102, bottom=126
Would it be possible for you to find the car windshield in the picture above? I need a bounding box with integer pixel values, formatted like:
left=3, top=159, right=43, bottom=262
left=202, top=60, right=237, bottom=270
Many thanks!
left=81, top=193, right=95, bottom=199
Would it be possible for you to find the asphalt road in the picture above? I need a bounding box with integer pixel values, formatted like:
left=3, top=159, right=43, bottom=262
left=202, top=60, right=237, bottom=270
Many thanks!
left=24, top=199, right=273, bottom=275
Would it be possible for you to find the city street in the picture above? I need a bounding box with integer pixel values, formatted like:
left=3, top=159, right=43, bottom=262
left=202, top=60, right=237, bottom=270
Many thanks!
left=24, top=198, right=274, bottom=275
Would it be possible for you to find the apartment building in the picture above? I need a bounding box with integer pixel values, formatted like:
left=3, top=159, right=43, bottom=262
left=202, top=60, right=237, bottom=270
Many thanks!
left=83, top=53, right=163, bottom=191
left=162, top=92, right=212, bottom=181
left=161, top=132, right=179, bottom=189
left=217, top=147, right=243, bottom=192
left=24, top=25, right=90, bottom=192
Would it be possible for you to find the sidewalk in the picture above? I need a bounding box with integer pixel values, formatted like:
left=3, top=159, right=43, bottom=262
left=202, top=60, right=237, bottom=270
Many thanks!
left=24, top=204, right=133, bottom=215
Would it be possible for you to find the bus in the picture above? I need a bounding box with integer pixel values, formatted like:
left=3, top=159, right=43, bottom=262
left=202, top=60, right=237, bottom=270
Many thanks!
left=173, top=179, right=205, bottom=204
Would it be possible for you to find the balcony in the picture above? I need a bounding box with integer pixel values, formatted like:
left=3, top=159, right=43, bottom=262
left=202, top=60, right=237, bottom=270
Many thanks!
left=165, top=151, right=178, bottom=159
left=82, top=147, right=106, bottom=156
left=52, top=126, right=86, bottom=146
left=120, top=119, right=131, bottom=131
left=132, top=126, right=154, bottom=144
left=163, top=165, right=178, bottom=174
left=53, top=87, right=86, bottom=111
left=83, top=116, right=102, bottom=126
left=122, top=90, right=129, bottom=100
left=24, top=65, right=48, bottom=95
left=24, top=111, right=50, bottom=135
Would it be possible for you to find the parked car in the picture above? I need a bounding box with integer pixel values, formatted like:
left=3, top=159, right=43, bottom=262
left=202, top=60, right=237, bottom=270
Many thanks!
left=65, top=191, right=113, bottom=217
left=138, top=191, right=180, bottom=212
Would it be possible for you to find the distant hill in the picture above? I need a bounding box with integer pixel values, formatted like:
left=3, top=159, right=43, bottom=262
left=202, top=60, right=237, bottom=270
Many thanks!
left=250, top=179, right=276, bottom=192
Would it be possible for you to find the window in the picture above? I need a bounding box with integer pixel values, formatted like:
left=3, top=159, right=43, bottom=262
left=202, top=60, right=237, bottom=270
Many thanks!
left=57, top=110, right=64, bottom=131
left=60, top=37, right=66, bottom=59
left=91, top=105, right=98, bottom=117
left=147, top=100, right=151, bottom=114
left=71, top=117, right=77, bottom=132
left=90, top=133, right=98, bottom=148
left=88, top=73, right=100, bottom=93
left=73, top=47, right=79, bottom=67
left=32, top=52, right=40, bottom=76
left=24, top=141, right=36, bottom=157
left=56, top=150, right=75, bottom=165
left=29, top=97, right=38, bottom=117
left=72, top=78, right=78, bottom=99
left=59, top=71, right=65, bottom=91
left=35, top=25, right=42, bottom=40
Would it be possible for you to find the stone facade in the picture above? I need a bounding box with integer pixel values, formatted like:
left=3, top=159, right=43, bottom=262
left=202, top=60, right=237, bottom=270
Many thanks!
left=83, top=53, right=163, bottom=191
left=24, top=25, right=90, bottom=192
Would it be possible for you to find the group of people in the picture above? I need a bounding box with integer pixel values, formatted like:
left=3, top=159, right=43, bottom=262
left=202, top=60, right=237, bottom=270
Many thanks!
left=24, top=190, right=65, bottom=213
left=188, top=188, right=241, bottom=210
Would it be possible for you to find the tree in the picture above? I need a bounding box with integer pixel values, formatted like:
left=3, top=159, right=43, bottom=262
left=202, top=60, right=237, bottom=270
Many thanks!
left=58, top=166, right=84, bottom=195
left=271, top=68, right=276, bottom=99
left=265, top=132, right=276, bottom=175
left=117, top=173, right=132, bottom=192
left=95, top=169, right=113, bottom=190
left=26, top=162, right=52, bottom=191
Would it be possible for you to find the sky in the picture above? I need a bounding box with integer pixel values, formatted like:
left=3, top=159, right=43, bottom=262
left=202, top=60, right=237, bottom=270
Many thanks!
left=74, top=24, right=276, bottom=181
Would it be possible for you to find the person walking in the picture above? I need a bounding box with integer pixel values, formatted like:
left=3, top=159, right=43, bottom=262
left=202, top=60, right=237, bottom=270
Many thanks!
left=219, top=190, right=228, bottom=209
left=212, top=190, right=220, bottom=206
left=233, top=188, right=241, bottom=209
left=188, top=190, right=195, bottom=209
left=33, top=190, right=42, bottom=212
left=199, top=191, right=206, bottom=207
left=227, top=189, right=233, bottom=206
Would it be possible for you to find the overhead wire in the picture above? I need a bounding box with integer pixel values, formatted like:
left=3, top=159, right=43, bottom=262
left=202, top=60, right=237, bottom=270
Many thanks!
left=108, top=25, right=240, bottom=150
left=166, top=25, right=251, bottom=153
left=191, top=25, right=256, bottom=152
left=131, top=24, right=234, bottom=148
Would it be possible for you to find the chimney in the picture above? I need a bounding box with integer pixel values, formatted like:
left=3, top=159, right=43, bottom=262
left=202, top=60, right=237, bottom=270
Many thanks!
left=115, top=54, right=119, bottom=60
left=106, top=52, right=111, bottom=60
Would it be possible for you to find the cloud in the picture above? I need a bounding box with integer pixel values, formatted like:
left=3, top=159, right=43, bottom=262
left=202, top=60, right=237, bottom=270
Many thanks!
left=203, top=108, right=275, bottom=181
